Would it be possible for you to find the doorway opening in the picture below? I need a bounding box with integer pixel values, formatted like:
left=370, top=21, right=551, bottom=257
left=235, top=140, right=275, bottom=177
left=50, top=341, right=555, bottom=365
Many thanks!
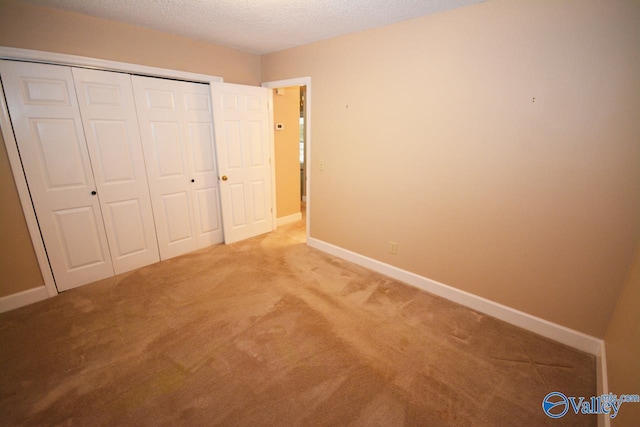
left=263, top=77, right=311, bottom=244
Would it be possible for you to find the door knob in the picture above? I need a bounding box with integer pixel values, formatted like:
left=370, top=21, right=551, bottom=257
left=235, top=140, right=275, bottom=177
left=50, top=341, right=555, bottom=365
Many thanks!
left=91, top=190, right=97, bottom=195
left=191, top=179, right=195, bottom=183
left=221, top=175, right=228, bottom=181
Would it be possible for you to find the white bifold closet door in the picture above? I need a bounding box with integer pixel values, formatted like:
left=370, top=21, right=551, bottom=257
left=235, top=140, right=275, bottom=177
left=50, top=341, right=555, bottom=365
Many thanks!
left=72, top=67, right=160, bottom=274
left=1, top=60, right=270, bottom=293
left=0, top=60, right=159, bottom=291
left=132, top=75, right=223, bottom=260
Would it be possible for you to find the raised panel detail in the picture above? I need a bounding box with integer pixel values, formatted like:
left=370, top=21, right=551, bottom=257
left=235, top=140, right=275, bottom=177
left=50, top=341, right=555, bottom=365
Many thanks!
left=224, top=121, right=242, bottom=169
left=248, top=121, right=264, bottom=167
left=21, top=78, right=70, bottom=105
left=185, top=92, right=210, bottom=112
left=91, top=120, right=135, bottom=184
left=251, top=181, right=266, bottom=222
left=229, top=183, right=247, bottom=227
left=151, top=122, right=184, bottom=177
left=222, top=94, right=238, bottom=111
left=31, top=119, right=87, bottom=189
left=83, top=83, right=121, bottom=106
left=189, top=123, right=215, bottom=173
left=162, top=192, right=193, bottom=243
left=247, top=95, right=261, bottom=111
left=106, top=199, right=148, bottom=258
left=195, top=187, right=220, bottom=233
left=54, top=206, right=107, bottom=270
left=146, top=90, right=175, bottom=110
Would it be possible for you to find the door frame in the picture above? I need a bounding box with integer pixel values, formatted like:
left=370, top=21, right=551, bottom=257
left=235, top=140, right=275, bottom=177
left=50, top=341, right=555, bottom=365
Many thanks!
left=0, top=47, right=224, bottom=298
left=262, top=77, right=311, bottom=243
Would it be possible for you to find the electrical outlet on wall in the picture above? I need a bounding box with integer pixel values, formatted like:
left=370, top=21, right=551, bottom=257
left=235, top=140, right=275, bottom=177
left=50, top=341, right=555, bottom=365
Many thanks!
left=389, top=241, right=398, bottom=255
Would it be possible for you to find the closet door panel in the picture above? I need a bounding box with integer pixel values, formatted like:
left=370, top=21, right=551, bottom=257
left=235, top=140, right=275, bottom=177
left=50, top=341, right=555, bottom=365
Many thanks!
left=162, top=191, right=194, bottom=243
left=194, top=187, right=221, bottom=236
left=182, top=85, right=223, bottom=247
left=132, top=75, right=198, bottom=259
left=150, top=122, right=185, bottom=178
left=32, top=119, right=88, bottom=189
left=105, top=199, right=149, bottom=257
left=73, top=68, right=160, bottom=274
left=53, top=206, right=108, bottom=271
left=0, top=60, right=114, bottom=291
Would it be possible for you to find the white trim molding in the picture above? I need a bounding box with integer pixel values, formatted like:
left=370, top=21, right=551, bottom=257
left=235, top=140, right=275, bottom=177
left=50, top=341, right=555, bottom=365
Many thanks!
left=262, top=77, right=311, bottom=244
left=596, top=342, right=610, bottom=427
left=277, top=212, right=302, bottom=227
left=0, top=286, right=49, bottom=313
left=307, top=237, right=609, bottom=415
left=0, top=47, right=223, bottom=83
left=309, top=237, right=602, bottom=353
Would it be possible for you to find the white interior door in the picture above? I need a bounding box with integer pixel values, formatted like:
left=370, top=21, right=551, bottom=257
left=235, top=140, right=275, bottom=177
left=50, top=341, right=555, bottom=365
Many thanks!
left=132, top=76, right=223, bottom=259
left=0, top=60, right=114, bottom=291
left=72, top=67, right=160, bottom=274
left=210, top=82, right=274, bottom=244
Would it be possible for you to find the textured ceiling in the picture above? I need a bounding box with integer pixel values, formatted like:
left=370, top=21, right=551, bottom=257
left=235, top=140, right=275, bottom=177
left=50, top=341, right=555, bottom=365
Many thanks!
left=21, top=0, right=486, bottom=54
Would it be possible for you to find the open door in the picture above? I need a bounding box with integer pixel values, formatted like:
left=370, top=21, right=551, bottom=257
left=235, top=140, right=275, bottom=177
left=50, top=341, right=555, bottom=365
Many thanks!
left=211, top=82, right=275, bottom=244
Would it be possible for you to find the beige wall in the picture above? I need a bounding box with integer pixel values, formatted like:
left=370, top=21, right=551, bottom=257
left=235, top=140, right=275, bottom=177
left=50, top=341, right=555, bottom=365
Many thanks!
left=606, top=245, right=640, bottom=426
left=0, top=0, right=261, bottom=298
left=0, top=0, right=261, bottom=85
left=273, top=86, right=301, bottom=218
left=0, top=135, right=44, bottom=297
left=262, top=0, right=640, bottom=337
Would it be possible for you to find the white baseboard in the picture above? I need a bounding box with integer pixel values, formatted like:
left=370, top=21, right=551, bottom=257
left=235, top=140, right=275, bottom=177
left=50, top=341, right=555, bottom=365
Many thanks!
left=307, top=238, right=607, bottom=383
left=0, top=286, right=49, bottom=313
left=277, top=212, right=302, bottom=227
left=596, top=341, right=610, bottom=427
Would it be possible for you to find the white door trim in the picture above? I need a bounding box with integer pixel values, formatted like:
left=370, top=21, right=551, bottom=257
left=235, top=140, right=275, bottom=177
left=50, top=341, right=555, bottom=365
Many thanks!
left=0, top=47, right=224, bottom=299
left=262, top=77, right=311, bottom=243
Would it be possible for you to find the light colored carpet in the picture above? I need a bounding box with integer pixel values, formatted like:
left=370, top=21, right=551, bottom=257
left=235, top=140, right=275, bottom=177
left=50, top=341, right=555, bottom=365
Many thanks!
left=0, top=215, right=596, bottom=426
